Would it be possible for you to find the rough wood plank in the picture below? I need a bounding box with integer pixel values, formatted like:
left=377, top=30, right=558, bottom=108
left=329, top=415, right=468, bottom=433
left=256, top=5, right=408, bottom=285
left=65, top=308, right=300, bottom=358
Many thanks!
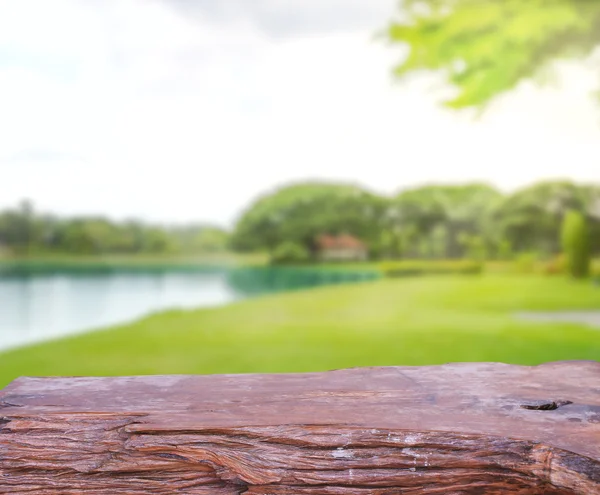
left=0, top=361, right=599, bottom=494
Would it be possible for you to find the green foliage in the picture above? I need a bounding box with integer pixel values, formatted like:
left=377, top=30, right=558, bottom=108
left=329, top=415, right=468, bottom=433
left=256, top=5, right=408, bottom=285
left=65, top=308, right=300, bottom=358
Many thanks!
left=561, top=209, right=591, bottom=278
left=593, top=259, right=600, bottom=278
left=497, top=240, right=513, bottom=260
left=1, top=274, right=599, bottom=388
left=0, top=201, right=230, bottom=257
left=373, top=229, right=401, bottom=259
left=229, top=180, right=600, bottom=264
left=231, top=182, right=387, bottom=254
left=513, top=252, right=539, bottom=274
left=542, top=254, right=568, bottom=276
left=387, top=0, right=600, bottom=109
left=458, top=233, right=487, bottom=262
left=271, top=241, right=311, bottom=265
left=380, top=259, right=483, bottom=277
left=0, top=200, right=37, bottom=254
left=390, top=183, right=501, bottom=258
left=492, top=181, right=588, bottom=256
left=4, top=180, right=600, bottom=264
left=580, top=185, right=600, bottom=255
left=172, top=226, right=230, bottom=253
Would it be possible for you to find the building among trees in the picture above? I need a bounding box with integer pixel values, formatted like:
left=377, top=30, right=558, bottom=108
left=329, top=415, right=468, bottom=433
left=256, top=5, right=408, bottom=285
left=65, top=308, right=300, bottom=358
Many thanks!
left=316, top=234, right=368, bottom=262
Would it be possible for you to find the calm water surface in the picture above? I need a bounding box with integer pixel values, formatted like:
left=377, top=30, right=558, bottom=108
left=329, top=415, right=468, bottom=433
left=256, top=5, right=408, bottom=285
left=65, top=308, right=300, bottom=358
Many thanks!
left=0, top=267, right=377, bottom=351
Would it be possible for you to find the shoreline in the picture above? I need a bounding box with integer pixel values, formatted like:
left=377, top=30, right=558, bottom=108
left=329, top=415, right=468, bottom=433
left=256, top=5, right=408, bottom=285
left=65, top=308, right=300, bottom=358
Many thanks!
left=0, top=264, right=381, bottom=352
left=1, top=274, right=599, bottom=388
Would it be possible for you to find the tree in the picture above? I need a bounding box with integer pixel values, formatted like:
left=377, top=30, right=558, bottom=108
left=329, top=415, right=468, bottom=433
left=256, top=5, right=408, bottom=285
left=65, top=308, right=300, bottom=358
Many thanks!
left=0, top=200, right=40, bottom=254
left=432, top=184, right=501, bottom=258
left=231, top=182, right=387, bottom=259
left=492, top=181, right=587, bottom=256
left=390, top=184, right=501, bottom=258
left=561, top=209, right=590, bottom=278
left=190, top=227, right=230, bottom=253
left=387, top=0, right=600, bottom=109
left=271, top=241, right=310, bottom=264
left=142, top=227, right=176, bottom=254
left=389, top=186, right=446, bottom=257
left=0, top=201, right=232, bottom=257
left=580, top=184, right=600, bottom=255
left=59, top=218, right=117, bottom=254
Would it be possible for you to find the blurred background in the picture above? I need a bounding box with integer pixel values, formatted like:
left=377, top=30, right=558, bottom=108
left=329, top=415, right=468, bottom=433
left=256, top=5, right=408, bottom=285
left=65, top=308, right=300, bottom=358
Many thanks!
left=0, top=0, right=599, bottom=387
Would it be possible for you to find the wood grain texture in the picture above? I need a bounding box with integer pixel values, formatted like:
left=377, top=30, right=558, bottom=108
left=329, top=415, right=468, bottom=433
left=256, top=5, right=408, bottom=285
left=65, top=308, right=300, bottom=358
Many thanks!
left=0, top=361, right=599, bottom=494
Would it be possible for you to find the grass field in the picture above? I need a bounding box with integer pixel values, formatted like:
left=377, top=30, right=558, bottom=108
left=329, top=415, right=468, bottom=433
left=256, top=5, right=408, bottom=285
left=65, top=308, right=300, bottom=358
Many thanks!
left=0, top=252, right=269, bottom=268
left=0, top=274, right=599, bottom=388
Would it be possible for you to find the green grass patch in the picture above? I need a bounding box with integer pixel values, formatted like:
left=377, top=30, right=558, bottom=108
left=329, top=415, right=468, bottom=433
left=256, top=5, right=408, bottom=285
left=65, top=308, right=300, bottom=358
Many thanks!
left=380, top=259, right=483, bottom=277
left=0, top=274, right=599, bottom=388
left=0, top=252, right=268, bottom=277
left=0, top=252, right=268, bottom=268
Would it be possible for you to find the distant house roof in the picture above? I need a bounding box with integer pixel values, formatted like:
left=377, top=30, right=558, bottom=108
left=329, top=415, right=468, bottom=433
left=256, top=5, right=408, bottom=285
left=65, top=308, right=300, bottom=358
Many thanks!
left=316, top=234, right=366, bottom=250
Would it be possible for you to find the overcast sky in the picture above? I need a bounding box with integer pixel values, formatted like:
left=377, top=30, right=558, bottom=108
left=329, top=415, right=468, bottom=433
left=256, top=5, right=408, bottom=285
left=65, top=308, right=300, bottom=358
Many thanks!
left=1, top=0, right=599, bottom=227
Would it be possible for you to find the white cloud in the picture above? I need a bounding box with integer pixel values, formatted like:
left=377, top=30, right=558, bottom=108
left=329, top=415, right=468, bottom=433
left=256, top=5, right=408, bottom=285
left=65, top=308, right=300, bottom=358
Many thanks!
left=0, top=0, right=599, bottom=226
left=160, top=0, right=397, bottom=37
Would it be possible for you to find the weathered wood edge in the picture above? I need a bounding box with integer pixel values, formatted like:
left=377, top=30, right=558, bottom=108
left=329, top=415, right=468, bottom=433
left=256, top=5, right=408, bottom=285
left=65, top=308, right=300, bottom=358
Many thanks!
left=1, top=361, right=599, bottom=494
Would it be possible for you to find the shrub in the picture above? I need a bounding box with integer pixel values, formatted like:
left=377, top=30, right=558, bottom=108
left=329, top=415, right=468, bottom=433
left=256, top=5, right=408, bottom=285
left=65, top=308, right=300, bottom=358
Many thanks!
left=497, top=240, right=513, bottom=261
left=592, top=259, right=600, bottom=278
left=561, top=210, right=590, bottom=278
left=542, top=254, right=567, bottom=276
left=380, top=259, right=483, bottom=278
left=459, top=234, right=488, bottom=262
left=513, top=252, right=538, bottom=274
left=271, top=242, right=310, bottom=265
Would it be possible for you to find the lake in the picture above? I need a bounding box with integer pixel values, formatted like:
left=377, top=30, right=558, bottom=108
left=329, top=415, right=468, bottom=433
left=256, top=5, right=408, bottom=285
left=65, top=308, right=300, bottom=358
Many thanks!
left=0, top=266, right=378, bottom=351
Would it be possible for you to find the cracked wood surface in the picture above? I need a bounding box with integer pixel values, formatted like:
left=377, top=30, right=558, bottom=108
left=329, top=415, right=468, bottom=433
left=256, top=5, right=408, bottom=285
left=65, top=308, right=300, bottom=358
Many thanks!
left=0, top=361, right=599, bottom=494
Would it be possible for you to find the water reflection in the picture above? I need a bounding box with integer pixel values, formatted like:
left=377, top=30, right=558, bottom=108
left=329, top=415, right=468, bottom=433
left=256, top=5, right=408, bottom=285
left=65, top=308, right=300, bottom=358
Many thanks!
left=227, top=267, right=378, bottom=295
left=0, top=272, right=238, bottom=351
left=0, top=267, right=378, bottom=351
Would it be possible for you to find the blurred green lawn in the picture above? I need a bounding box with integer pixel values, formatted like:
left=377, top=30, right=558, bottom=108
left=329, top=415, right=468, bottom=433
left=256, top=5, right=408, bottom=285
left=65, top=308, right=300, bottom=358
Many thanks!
left=1, top=274, right=599, bottom=388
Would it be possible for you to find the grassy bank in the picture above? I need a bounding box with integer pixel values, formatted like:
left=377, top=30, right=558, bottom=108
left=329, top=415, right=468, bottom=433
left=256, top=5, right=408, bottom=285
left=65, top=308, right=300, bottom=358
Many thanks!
left=1, top=274, right=599, bottom=387
left=0, top=252, right=269, bottom=265
left=2, top=255, right=597, bottom=277
left=0, top=253, right=267, bottom=274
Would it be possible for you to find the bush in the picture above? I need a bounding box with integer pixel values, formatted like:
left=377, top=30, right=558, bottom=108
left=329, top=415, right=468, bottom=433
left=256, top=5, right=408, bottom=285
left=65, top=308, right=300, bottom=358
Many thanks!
left=592, top=259, right=600, bottom=278
left=380, top=259, right=483, bottom=278
left=513, top=252, right=539, bottom=274
left=542, top=254, right=567, bottom=276
left=561, top=210, right=590, bottom=278
left=497, top=240, right=513, bottom=261
left=458, top=234, right=488, bottom=262
left=271, top=242, right=310, bottom=264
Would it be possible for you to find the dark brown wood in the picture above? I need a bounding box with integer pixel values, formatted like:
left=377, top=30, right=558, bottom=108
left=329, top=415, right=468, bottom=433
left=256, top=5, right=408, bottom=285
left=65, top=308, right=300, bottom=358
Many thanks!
left=1, top=361, right=599, bottom=494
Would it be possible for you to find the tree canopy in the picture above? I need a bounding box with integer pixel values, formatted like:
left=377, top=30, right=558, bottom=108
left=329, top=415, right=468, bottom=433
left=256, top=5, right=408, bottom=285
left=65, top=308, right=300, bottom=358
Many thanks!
left=390, top=184, right=502, bottom=258
left=4, top=180, right=600, bottom=266
left=0, top=202, right=230, bottom=256
left=231, top=179, right=600, bottom=264
left=561, top=209, right=591, bottom=278
left=388, top=0, right=600, bottom=109
left=231, top=182, right=387, bottom=256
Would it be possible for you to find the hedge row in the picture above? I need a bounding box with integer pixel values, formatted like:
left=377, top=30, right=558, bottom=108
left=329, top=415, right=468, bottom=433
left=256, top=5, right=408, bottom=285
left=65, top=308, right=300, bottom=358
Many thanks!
left=380, top=260, right=484, bottom=278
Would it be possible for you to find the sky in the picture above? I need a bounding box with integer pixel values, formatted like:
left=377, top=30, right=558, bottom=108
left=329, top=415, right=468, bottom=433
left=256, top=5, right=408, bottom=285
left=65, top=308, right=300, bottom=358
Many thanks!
left=0, top=0, right=599, bottom=227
